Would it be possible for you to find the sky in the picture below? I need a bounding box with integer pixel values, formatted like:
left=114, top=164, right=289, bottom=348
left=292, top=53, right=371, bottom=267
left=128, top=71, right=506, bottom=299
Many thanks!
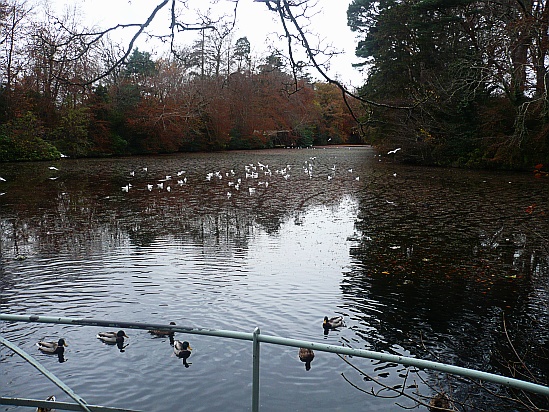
left=49, top=0, right=365, bottom=86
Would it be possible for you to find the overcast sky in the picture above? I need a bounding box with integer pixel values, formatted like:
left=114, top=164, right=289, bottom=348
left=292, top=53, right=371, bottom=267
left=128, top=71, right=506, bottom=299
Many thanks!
left=48, top=0, right=365, bottom=85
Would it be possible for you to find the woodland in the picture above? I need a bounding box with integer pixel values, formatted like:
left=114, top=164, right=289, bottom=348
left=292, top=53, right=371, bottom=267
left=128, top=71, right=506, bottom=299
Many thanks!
left=0, top=0, right=549, bottom=171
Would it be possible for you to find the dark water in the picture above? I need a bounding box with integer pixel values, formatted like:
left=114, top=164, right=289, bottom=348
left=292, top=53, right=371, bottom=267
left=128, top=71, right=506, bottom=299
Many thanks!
left=0, top=147, right=548, bottom=411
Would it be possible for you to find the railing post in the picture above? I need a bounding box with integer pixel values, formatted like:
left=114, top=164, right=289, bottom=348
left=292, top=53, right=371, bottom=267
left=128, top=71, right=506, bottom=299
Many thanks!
left=252, top=327, right=260, bottom=412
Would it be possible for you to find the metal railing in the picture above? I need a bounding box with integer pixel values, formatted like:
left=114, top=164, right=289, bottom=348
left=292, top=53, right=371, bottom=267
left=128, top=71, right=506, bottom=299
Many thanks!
left=1, top=313, right=548, bottom=411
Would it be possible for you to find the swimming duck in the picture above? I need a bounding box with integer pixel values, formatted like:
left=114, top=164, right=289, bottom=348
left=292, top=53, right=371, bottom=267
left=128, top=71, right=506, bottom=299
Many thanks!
left=37, top=338, right=67, bottom=355
left=298, top=348, right=315, bottom=371
left=36, top=395, right=56, bottom=412
left=97, top=330, right=129, bottom=352
left=97, top=330, right=129, bottom=344
left=148, top=322, right=176, bottom=336
left=428, top=392, right=451, bottom=411
left=173, top=340, right=192, bottom=367
left=323, top=316, right=344, bottom=334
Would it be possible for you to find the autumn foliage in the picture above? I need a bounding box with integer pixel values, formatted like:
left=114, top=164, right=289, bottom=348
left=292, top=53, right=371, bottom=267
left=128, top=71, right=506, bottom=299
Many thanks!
left=0, top=2, right=362, bottom=161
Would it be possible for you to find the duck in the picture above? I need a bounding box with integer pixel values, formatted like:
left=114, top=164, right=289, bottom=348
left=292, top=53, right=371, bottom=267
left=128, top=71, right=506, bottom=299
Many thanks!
left=323, top=316, right=344, bottom=334
left=37, top=338, right=67, bottom=355
left=148, top=322, right=176, bottom=336
left=36, top=395, right=56, bottom=412
left=428, top=392, right=451, bottom=411
left=173, top=340, right=192, bottom=367
left=97, top=330, right=129, bottom=344
left=298, top=348, right=315, bottom=371
left=97, top=330, right=129, bottom=352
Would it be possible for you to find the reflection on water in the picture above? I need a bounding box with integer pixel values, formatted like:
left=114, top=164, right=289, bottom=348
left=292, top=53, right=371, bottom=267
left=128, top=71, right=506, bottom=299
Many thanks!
left=0, top=147, right=548, bottom=411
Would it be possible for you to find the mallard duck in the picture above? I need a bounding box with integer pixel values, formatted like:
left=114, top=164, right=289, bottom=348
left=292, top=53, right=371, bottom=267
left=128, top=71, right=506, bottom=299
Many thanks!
left=298, top=347, right=315, bottom=371
left=37, top=338, right=67, bottom=355
left=323, top=316, right=344, bottom=331
left=173, top=340, right=192, bottom=367
left=36, top=395, right=55, bottom=412
left=148, top=322, right=176, bottom=336
left=428, top=392, right=451, bottom=411
left=97, top=330, right=129, bottom=344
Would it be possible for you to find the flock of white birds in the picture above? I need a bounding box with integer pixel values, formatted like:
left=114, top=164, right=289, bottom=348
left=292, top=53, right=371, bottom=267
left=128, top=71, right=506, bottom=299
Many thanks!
left=0, top=148, right=401, bottom=198
left=118, top=156, right=363, bottom=199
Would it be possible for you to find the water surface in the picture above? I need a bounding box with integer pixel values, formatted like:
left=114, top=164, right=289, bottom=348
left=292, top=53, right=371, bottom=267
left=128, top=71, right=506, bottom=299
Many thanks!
left=1, top=147, right=548, bottom=411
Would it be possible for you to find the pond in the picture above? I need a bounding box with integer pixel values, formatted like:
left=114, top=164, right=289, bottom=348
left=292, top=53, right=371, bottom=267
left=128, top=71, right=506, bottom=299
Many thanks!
left=0, top=146, right=548, bottom=411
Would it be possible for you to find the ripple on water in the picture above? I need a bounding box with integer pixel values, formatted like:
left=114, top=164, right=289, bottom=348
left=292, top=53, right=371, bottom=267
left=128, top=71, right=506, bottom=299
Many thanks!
left=2, top=149, right=547, bottom=411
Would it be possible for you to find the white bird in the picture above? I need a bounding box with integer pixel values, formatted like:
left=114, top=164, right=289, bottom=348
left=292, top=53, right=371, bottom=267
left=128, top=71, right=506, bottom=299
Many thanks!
left=355, top=176, right=360, bottom=181
left=387, top=148, right=401, bottom=155
left=0, top=177, right=6, bottom=181
left=177, top=170, right=185, bottom=176
left=227, top=192, right=232, bottom=198
left=177, top=180, right=185, bottom=186
left=129, top=171, right=135, bottom=176
left=142, top=167, right=148, bottom=172
left=147, top=184, right=153, bottom=191
left=157, top=182, right=164, bottom=189
left=49, top=177, right=59, bottom=180
left=166, top=186, right=171, bottom=192
left=48, top=166, right=59, bottom=171
left=393, top=173, right=397, bottom=177
left=121, top=185, right=130, bottom=192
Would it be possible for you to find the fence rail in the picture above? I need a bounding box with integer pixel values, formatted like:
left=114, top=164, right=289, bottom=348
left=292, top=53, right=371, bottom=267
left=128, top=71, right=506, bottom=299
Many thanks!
left=1, top=313, right=548, bottom=411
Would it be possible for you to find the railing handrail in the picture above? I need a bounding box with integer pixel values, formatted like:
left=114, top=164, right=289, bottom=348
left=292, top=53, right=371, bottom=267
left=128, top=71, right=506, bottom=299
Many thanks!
left=1, top=313, right=548, bottom=412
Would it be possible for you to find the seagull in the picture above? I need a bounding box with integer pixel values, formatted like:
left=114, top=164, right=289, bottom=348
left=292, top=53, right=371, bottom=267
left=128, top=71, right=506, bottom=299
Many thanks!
left=121, top=185, right=130, bottom=192
left=157, top=182, right=164, bottom=189
left=166, top=186, right=171, bottom=192
left=387, top=148, right=401, bottom=155
left=48, top=166, right=59, bottom=171
left=0, top=177, right=5, bottom=181
left=142, top=167, right=148, bottom=172
left=129, top=171, right=135, bottom=176
left=147, top=184, right=153, bottom=191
